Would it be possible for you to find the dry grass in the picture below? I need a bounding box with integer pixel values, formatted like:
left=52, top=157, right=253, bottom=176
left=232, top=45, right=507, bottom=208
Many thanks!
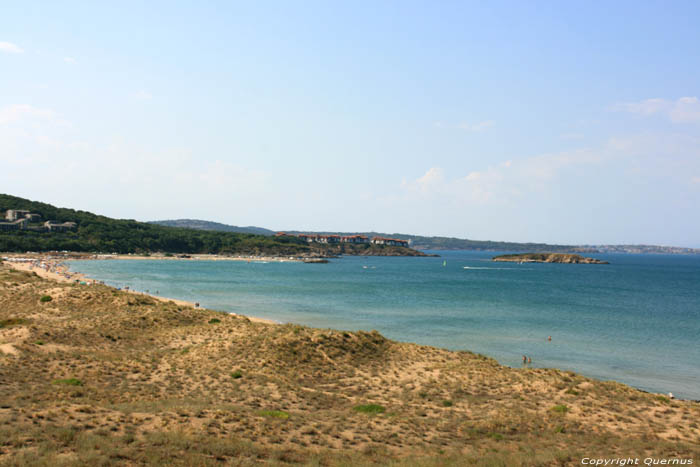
left=1, top=263, right=698, bottom=465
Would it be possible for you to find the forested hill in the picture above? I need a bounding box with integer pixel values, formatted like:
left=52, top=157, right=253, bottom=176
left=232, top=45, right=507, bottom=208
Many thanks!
left=150, top=220, right=592, bottom=253
left=158, top=220, right=700, bottom=254
left=150, top=219, right=274, bottom=236
left=0, top=194, right=307, bottom=255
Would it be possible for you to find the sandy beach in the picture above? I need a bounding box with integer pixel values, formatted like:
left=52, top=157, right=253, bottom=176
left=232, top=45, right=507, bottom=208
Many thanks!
left=2, top=253, right=277, bottom=325
left=1, top=257, right=698, bottom=465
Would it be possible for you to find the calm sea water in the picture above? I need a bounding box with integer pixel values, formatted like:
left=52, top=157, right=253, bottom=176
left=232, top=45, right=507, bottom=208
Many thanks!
left=68, top=251, right=700, bottom=399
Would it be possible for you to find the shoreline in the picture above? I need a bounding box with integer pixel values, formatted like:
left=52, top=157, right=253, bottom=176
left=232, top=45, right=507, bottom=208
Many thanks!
left=2, top=253, right=278, bottom=325
left=2, top=252, right=694, bottom=401
left=3, top=261, right=698, bottom=463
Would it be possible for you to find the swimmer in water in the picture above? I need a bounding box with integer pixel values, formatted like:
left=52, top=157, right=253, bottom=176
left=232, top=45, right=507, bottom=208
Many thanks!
left=548, top=336, right=552, bottom=341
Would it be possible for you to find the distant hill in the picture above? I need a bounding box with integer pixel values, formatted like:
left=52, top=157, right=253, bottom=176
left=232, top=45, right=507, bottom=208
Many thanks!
left=0, top=195, right=307, bottom=255
left=283, top=231, right=595, bottom=253
left=152, top=219, right=700, bottom=255
left=0, top=195, right=424, bottom=257
left=150, top=219, right=274, bottom=236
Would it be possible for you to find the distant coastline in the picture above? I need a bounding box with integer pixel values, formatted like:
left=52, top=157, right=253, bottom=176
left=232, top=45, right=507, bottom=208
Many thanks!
left=151, top=219, right=700, bottom=255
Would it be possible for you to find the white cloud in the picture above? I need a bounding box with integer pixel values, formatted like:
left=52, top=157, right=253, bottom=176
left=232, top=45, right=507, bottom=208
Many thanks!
left=613, top=97, right=700, bottom=123
left=416, top=167, right=444, bottom=189
left=458, top=120, right=495, bottom=132
left=0, top=104, right=57, bottom=125
left=692, top=176, right=700, bottom=184
left=63, top=57, right=77, bottom=64
left=0, top=41, right=23, bottom=54
left=669, top=96, right=700, bottom=123
left=134, top=90, right=153, bottom=100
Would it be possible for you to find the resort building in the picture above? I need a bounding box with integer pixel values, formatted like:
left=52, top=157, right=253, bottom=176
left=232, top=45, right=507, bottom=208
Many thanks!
left=341, top=235, right=369, bottom=244
left=0, top=219, right=28, bottom=231
left=297, top=234, right=317, bottom=243
left=317, top=235, right=340, bottom=244
left=5, top=210, right=31, bottom=221
left=273, top=232, right=407, bottom=247
left=371, top=236, right=409, bottom=247
left=2, top=209, right=76, bottom=233
left=44, top=221, right=77, bottom=232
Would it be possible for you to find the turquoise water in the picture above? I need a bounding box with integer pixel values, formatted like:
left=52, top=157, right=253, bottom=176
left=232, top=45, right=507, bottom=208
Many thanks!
left=68, top=251, right=700, bottom=400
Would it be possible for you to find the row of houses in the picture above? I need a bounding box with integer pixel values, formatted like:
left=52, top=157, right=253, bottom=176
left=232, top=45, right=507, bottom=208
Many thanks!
left=1, top=209, right=77, bottom=232
left=275, top=232, right=410, bottom=247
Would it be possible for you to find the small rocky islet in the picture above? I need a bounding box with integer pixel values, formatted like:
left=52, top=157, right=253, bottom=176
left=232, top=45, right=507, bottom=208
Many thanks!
left=492, top=253, right=609, bottom=264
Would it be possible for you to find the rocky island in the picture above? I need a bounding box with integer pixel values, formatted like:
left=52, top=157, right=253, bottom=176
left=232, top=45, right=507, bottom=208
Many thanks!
left=493, top=253, right=609, bottom=264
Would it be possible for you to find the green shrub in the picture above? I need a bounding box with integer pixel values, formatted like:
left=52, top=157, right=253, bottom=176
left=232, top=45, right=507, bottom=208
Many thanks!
left=353, top=404, right=386, bottom=414
left=40, top=295, right=53, bottom=303
left=52, top=378, right=83, bottom=386
left=655, top=395, right=670, bottom=404
left=231, top=370, right=242, bottom=379
left=259, top=410, right=289, bottom=419
left=442, top=400, right=453, bottom=407
left=208, top=318, right=221, bottom=324
left=551, top=404, right=569, bottom=413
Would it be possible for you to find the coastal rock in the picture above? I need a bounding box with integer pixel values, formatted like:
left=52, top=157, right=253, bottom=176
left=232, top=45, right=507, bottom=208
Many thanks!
left=492, top=253, right=609, bottom=264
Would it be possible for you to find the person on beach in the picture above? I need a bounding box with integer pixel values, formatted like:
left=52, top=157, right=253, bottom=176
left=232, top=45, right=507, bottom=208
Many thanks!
left=522, top=355, right=527, bottom=364
left=527, top=357, right=532, bottom=364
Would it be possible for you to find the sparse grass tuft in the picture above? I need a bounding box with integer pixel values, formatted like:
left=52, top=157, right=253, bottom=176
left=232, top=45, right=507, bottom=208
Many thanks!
left=551, top=404, right=569, bottom=413
left=259, top=410, right=289, bottom=419
left=52, top=378, right=83, bottom=386
left=231, top=370, right=242, bottom=379
left=353, top=404, right=386, bottom=414
left=656, top=395, right=670, bottom=404
left=442, top=400, right=453, bottom=407
left=0, top=318, right=29, bottom=328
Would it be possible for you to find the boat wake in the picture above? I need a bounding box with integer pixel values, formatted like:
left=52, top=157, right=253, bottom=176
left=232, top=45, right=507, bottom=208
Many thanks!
left=463, top=266, right=531, bottom=270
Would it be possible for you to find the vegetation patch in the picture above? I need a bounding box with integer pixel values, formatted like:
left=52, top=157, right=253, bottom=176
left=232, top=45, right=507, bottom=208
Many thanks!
left=353, top=404, right=386, bottom=414
left=0, top=318, right=29, bottom=328
left=656, top=395, right=670, bottom=404
left=40, top=295, right=53, bottom=302
left=208, top=318, right=221, bottom=324
left=231, top=370, right=242, bottom=379
left=551, top=404, right=569, bottom=413
left=259, top=410, right=289, bottom=419
left=442, top=400, right=453, bottom=407
left=52, top=378, right=83, bottom=386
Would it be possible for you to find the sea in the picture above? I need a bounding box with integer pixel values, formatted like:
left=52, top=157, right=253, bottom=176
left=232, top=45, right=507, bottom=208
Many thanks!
left=67, top=251, right=700, bottom=400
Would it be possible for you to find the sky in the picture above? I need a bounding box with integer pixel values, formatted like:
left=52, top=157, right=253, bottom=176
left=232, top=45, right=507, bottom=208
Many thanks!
left=2, top=1, right=699, bottom=247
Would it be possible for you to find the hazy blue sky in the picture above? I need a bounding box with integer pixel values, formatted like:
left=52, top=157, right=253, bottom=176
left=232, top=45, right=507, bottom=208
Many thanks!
left=2, top=1, right=699, bottom=246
